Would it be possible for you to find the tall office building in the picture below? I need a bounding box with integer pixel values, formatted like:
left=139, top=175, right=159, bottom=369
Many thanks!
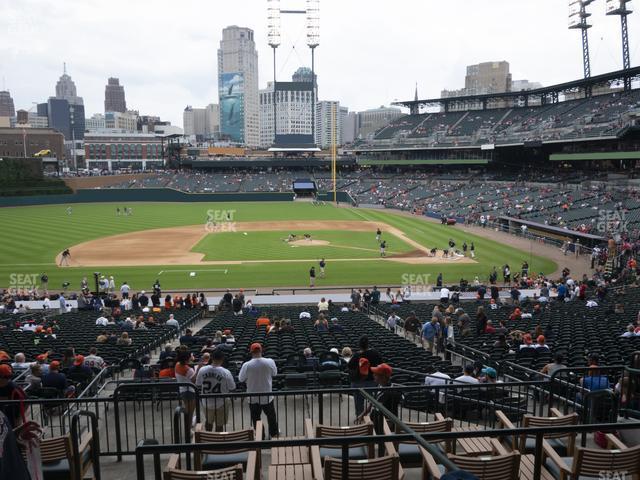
left=183, top=106, right=207, bottom=138
left=204, top=103, right=219, bottom=138
left=105, top=77, right=127, bottom=113
left=441, top=61, right=512, bottom=98
left=55, top=64, right=84, bottom=107
left=217, top=26, right=259, bottom=147
left=356, top=106, right=403, bottom=140
left=0, top=90, right=16, bottom=117
left=259, top=79, right=315, bottom=148
left=315, top=101, right=346, bottom=149
left=46, top=66, right=85, bottom=140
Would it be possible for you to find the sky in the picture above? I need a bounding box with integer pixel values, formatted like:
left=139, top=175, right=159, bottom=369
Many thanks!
left=1, top=0, right=639, bottom=127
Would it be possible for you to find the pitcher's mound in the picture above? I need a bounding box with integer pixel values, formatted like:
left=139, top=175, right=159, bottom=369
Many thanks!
left=290, top=239, right=330, bottom=247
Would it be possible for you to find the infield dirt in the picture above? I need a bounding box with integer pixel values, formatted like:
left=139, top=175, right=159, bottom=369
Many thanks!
left=57, top=220, right=477, bottom=267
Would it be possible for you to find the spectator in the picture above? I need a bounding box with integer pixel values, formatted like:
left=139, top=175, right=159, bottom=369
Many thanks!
left=179, top=329, right=196, bottom=345
left=425, top=368, right=451, bottom=404
left=476, top=306, right=487, bottom=335
left=317, top=297, right=330, bottom=312
left=422, top=318, right=440, bottom=354
left=403, top=311, right=420, bottom=341
left=84, top=348, right=105, bottom=369
left=238, top=343, right=279, bottom=438
left=25, top=364, right=43, bottom=390
left=11, top=353, right=30, bottom=374
left=328, top=317, right=344, bottom=333
left=166, top=314, right=180, bottom=329
left=355, top=363, right=401, bottom=433
left=541, top=354, right=566, bottom=377
left=96, top=331, right=108, bottom=343
left=519, top=334, right=534, bottom=350
left=157, top=344, right=173, bottom=362
left=256, top=315, right=271, bottom=328
left=232, top=295, right=243, bottom=316
left=95, top=315, right=109, bottom=326
left=535, top=335, right=549, bottom=351
left=175, top=350, right=196, bottom=420
left=117, top=332, right=132, bottom=346
left=42, top=361, right=74, bottom=397
left=493, top=334, right=509, bottom=350
left=621, top=325, right=637, bottom=337
left=196, top=349, right=236, bottom=432
left=341, top=347, right=353, bottom=366
left=302, top=348, right=319, bottom=370
left=68, top=355, right=93, bottom=377
left=580, top=355, right=610, bottom=392
left=347, top=336, right=382, bottom=416
left=479, top=367, right=500, bottom=384
left=456, top=308, right=471, bottom=337
left=0, top=365, right=25, bottom=427
left=386, top=313, right=400, bottom=333
left=455, top=365, right=479, bottom=384
left=314, top=315, right=328, bottom=331
left=484, top=320, right=496, bottom=334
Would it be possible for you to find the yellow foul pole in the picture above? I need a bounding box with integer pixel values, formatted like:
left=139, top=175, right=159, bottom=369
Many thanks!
left=331, top=103, right=337, bottom=204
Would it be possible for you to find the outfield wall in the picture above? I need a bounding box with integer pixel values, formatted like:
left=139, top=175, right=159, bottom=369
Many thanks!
left=0, top=188, right=354, bottom=207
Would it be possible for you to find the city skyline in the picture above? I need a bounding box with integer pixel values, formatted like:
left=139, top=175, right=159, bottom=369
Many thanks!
left=1, top=0, right=639, bottom=127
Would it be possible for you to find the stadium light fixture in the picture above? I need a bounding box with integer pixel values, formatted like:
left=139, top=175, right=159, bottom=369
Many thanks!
left=606, top=0, right=633, bottom=86
left=568, top=0, right=595, bottom=79
left=306, top=0, right=320, bottom=48
left=267, top=0, right=282, bottom=48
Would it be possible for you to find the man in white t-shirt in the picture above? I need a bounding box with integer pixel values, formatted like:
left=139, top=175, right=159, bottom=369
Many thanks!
left=120, top=282, right=131, bottom=299
left=425, top=370, right=451, bottom=403
left=454, top=365, right=479, bottom=384
left=238, top=343, right=279, bottom=438
left=299, top=311, right=311, bottom=319
left=83, top=347, right=105, bottom=370
left=95, top=315, right=109, bottom=327
left=196, top=349, right=236, bottom=431
left=439, top=287, right=450, bottom=302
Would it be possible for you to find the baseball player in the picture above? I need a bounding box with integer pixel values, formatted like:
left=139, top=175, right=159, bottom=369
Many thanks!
left=309, top=266, right=316, bottom=288
left=60, top=248, right=71, bottom=266
left=376, top=228, right=382, bottom=241
left=380, top=240, right=387, bottom=257
left=319, top=258, right=326, bottom=278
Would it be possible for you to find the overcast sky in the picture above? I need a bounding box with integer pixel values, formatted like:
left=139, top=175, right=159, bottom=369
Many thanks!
left=1, top=0, right=639, bottom=127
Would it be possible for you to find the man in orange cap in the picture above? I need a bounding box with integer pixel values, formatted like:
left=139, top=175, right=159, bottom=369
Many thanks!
left=0, top=364, right=25, bottom=427
left=68, top=355, right=92, bottom=377
left=355, top=363, right=401, bottom=433
left=238, top=343, right=279, bottom=438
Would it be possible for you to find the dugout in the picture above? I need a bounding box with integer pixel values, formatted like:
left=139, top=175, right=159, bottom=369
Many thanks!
left=292, top=178, right=317, bottom=198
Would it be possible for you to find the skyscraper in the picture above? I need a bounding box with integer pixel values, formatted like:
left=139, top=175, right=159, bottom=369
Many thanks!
left=48, top=66, right=85, bottom=140
left=217, top=26, right=259, bottom=147
left=55, top=63, right=83, bottom=106
left=0, top=90, right=16, bottom=117
left=105, top=77, right=127, bottom=113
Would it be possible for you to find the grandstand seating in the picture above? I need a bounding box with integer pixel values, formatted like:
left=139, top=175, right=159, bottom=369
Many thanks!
left=371, top=88, right=640, bottom=147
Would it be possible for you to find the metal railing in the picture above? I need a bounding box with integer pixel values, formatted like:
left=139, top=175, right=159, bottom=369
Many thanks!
left=133, top=414, right=640, bottom=480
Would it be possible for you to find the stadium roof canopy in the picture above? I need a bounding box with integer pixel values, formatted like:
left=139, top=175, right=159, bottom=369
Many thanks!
left=357, top=158, right=489, bottom=166
left=394, top=67, right=640, bottom=112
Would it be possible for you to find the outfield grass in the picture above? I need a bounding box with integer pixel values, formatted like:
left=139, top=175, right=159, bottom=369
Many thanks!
left=0, top=202, right=557, bottom=291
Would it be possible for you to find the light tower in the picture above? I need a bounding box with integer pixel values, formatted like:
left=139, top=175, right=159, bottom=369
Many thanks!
left=267, top=0, right=281, bottom=141
left=266, top=0, right=320, bottom=147
left=569, top=0, right=596, bottom=80
left=306, top=0, right=320, bottom=142
left=606, top=0, right=634, bottom=89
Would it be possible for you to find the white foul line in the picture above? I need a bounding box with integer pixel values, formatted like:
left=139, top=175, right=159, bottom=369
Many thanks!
left=157, top=269, right=228, bottom=276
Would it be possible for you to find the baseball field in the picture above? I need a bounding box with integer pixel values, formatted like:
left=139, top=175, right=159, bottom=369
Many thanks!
left=0, top=201, right=556, bottom=291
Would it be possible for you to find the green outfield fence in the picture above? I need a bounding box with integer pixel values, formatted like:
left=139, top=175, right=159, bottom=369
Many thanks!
left=0, top=188, right=355, bottom=207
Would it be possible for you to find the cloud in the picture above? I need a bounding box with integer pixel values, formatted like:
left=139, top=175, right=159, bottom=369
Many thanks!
left=0, top=0, right=637, bottom=127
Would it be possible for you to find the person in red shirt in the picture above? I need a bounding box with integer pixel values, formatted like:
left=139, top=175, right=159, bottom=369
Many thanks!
left=256, top=316, right=271, bottom=328
left=484, top=320, right=496, bottom=334
left=578, top=282, right=587, bottom=301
